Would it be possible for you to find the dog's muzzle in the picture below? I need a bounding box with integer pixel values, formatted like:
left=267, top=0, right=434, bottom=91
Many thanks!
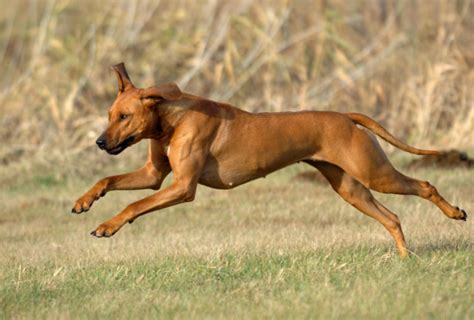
left=103, top=136, right=135, bottom=155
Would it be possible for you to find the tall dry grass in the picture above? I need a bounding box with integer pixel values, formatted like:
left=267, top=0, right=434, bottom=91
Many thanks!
left=0, top=0, right=473, bottom=180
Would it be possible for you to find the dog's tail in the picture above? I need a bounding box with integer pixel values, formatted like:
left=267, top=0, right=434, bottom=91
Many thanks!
left=346, top=112, right=441, bottom=156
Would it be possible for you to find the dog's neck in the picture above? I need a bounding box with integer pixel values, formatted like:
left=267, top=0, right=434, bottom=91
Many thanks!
left=149, top=94, right=196, bottom=140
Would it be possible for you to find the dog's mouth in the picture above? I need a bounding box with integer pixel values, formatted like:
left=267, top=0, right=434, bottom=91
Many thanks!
left=106, top=136, right=135, bottom=155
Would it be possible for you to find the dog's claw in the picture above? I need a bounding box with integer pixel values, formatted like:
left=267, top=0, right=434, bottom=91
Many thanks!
left=90, top=230, right=97, bottom=237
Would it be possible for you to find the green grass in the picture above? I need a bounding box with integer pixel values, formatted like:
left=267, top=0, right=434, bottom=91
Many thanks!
left=2, top=250, right=472, bottom=319
left=0, top=163, right=473, bottom=319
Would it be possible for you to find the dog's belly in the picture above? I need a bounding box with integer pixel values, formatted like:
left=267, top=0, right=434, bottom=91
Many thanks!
left=198, top=112, right=325, bottom=189
left=198, top=155, right=301, bottom=189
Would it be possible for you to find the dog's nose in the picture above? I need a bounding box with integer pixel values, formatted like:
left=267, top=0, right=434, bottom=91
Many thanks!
left=96, top=137, right=107, bottom=149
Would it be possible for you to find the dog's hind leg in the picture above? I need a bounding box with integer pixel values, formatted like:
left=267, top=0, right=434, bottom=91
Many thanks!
left=305, top=160, right=408, bottom=257
left=327, top=127, right=467, bottom=221
left=366, top=170, right=467, bottom=221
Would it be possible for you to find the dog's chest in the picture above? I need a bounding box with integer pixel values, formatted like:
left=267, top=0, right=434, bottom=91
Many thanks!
left=163, top=144, right=171, bottom=156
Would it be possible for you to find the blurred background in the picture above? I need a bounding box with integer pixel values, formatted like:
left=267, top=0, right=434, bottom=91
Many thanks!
left=0, top=0, right=473, bottom=181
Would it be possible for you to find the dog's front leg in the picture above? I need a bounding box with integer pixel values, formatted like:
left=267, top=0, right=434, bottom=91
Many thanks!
left=90, top=179, right=197, bottom=237
left=90, top=135, right=208, bottom=237
left=71, top=160, right=170, bottom=214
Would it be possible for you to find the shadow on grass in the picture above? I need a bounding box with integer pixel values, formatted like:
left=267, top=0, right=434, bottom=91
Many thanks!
left=412, top=240, right=473, bottom=254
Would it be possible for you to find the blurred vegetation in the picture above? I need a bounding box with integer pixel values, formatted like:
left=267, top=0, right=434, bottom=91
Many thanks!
left=0, top=0, right=473, bottom=181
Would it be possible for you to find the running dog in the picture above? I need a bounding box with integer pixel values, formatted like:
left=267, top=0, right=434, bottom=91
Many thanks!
left=72, top=63, right=467, bottom=257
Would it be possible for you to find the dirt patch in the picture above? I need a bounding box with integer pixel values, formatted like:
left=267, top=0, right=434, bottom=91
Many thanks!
left=406, top=149, right=473, bottom=170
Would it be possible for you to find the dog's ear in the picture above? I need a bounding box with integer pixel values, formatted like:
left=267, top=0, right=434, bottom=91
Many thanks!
left=141, top=83, right=182, bottom=102
left=111, top=62, right=134, bottom=92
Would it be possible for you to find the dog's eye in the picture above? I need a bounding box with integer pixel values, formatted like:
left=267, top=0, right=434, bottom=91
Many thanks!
left=119, top=114, right=129, bottom=120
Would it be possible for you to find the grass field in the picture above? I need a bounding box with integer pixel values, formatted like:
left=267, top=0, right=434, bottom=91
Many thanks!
left=1, top=157, right=472, bottom=319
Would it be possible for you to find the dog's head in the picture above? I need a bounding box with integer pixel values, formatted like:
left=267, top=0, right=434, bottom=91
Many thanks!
left=96, top=63, right=182, bottom=155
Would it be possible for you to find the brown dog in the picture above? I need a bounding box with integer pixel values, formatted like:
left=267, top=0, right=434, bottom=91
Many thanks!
left=72, top=63, right=467, bottom=257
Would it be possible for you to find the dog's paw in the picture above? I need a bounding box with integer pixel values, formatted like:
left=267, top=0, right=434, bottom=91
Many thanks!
left=90, top=220, right=122, bottom=238
left=453, top=206, right=468, bottom=221
left=71, top=194, right=97, bottom=214
left=71, top=190, right=105, bottom=213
